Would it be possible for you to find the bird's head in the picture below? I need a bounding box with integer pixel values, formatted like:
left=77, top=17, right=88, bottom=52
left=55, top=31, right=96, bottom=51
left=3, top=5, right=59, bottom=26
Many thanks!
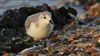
left=38, top=11, right=54, bottom=25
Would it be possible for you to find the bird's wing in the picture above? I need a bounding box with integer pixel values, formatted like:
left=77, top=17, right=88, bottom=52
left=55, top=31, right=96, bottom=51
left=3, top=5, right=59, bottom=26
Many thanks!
left=25, top=14, right=39, bottom=31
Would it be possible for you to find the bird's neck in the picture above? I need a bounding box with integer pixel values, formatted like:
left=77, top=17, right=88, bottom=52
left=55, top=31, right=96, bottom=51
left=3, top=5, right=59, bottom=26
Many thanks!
left=39, top=23, right=49, bottom=29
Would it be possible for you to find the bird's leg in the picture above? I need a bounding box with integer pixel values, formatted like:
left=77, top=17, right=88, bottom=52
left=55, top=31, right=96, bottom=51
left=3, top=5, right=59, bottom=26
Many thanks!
left=43, top=39, right=47, bottom=47
left=33, top=39, right=43, bottom=51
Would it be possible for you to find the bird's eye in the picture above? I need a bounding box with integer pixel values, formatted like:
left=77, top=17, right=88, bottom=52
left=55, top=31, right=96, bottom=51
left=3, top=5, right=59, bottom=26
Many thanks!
left=43, top=16, right=46, bottom=19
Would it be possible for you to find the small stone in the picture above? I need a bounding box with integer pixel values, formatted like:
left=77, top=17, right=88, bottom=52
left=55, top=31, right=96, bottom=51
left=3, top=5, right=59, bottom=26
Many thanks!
left=39, top=54, right=47, bottom=56
left=77, top=52, right=85, bottom=56
left=85, top=46, right=97, bottom=54
left=2, top=52, right=10, bottom=56
left=68, top=53, right=76, bottom=56
left=91, top=52, right=100, bottom=56
left=98, top=38, right=100, bottom=43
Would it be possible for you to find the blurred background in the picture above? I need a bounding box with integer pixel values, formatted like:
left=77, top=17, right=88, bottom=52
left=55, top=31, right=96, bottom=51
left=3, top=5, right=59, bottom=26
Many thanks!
left=0, top=0, right=100, bottom=17
left=1, top=0, right=66, bottom=15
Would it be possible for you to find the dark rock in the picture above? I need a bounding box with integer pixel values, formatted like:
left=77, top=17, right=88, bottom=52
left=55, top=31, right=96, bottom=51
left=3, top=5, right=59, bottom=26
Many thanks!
left=0, top=7, right=39, bottom=29
left=0, top=9, right=17, bottom=28
left=35, top=3, right=52, bottom=12
left=68, top=7, right=77, bottom=16
left=51, top=7, right=77, bottom=30
left=0, top=28, right=34, bottom=53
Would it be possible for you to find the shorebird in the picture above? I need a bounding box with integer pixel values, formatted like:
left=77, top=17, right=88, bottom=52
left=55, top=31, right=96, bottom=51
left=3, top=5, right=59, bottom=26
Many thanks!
left=25, top=11, right=54, bottom=46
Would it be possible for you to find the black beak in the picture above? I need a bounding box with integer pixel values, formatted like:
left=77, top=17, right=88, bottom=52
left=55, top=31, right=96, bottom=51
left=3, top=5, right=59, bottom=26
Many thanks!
left=50, top=20, right=54, bottom=24
left=49, top=20, right=56, bottom=26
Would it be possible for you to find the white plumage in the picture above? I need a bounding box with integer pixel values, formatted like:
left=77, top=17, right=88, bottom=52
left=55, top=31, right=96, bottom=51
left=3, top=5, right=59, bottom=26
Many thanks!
left=25, top=11, right=54, bottom=40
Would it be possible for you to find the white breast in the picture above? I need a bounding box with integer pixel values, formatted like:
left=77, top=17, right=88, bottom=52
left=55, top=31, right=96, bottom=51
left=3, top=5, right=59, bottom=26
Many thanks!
left=26, top=23, right=54, bottom=40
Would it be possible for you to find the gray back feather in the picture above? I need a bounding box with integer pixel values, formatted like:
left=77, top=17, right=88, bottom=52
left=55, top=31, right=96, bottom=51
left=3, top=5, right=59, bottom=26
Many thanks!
left=25, top=13, right=40, bottom=30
